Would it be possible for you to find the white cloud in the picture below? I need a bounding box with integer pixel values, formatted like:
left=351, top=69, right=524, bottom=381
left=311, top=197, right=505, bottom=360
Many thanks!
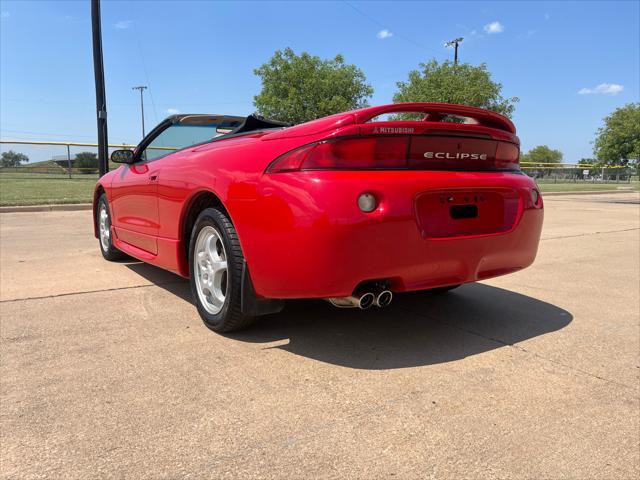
left=578, top=83, right=624, bottom=95
left=484, top=21, right=504, bottom=34
left=166, top=108, right=180, bottom=115
left=1, top=11, right=10, bottom=19
left=376, top=29, right=393, bottom=39
left=114, top=20, right=132, bottom=29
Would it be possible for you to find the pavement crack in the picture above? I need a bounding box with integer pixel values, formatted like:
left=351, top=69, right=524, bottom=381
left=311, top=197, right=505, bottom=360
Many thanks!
left=399, top=306, right=638, bottom=392
left=0, top=281, right=186, bottom=303
left=541, top=227, right=639, bottom=241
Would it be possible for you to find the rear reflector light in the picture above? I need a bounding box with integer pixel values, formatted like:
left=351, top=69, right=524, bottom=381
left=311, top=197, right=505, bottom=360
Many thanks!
left=357, top=192, right=378, bottom=212
left=266, top=137, right=519, bottom=173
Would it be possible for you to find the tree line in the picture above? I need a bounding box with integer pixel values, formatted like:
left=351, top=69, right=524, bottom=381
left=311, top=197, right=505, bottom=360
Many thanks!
left=253, top=48, right=638, bottom=168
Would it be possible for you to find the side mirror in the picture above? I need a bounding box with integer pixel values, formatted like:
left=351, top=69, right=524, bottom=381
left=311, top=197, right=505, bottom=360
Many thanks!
left=111, top=149, right=135, bottom=164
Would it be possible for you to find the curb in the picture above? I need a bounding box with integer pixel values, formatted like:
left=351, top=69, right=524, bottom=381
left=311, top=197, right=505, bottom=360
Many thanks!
left=0, top=203, right=92, bottom=213
left=542, top=189, right=636, bottom=197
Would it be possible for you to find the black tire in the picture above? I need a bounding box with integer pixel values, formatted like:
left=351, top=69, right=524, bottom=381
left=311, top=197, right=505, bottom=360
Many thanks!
left=429, top=284, right=462, bottom=294
left=96, top=194, right=127, bottom=261
left=188, top=207, right=256, bottom=332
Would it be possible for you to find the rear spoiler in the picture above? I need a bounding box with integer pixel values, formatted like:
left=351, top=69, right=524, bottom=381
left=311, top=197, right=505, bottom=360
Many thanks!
left=262, top=102, right=516, bottom=141
left=351, top=103, right=516, bottom=134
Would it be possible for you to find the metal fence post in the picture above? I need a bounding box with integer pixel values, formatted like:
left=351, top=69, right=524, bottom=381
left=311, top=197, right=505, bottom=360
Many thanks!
left=66, top=144, right=72, bottom=179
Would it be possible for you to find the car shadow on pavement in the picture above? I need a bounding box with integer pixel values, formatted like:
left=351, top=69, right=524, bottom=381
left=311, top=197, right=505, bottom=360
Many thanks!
left=125, top=262, right=572, bottom=370
left=232, top=284, right=573, bottom=369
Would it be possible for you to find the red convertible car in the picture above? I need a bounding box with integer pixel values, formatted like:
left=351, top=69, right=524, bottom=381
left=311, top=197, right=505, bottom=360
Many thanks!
left=94, top=103, right=543, bottom=332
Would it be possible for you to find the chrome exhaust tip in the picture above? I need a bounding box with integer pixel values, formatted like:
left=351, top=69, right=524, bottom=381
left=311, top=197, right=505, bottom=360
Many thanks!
left=375, top=290, right=393, bottom=308
left=358, top=292, right=375, bottom=310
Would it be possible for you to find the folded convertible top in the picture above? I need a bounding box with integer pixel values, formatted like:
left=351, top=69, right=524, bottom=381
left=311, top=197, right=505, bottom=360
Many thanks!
left=231, top=114, right=290, bottom=134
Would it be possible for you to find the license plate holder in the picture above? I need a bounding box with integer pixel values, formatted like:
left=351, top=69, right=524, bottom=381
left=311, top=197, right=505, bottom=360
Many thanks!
left=415, top=189, right=519, bottom=238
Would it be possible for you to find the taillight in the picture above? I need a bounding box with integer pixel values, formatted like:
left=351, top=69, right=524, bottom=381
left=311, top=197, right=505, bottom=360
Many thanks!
left=495, top=142, right=519, bottom=170
left=266, top=137, right=520, bottom=173
left=266, top=137, right=409, bottom=173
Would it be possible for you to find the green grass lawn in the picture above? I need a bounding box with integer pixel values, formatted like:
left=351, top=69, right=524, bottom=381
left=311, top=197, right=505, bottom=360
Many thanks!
left=0, top=173, right=98, bottom=206
left=0, top=171, right=637, bottom=207
left=537, top=181, right=639, bottom=192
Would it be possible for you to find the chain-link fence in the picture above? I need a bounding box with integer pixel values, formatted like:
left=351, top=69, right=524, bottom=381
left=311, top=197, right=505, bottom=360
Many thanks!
left=0, top=140, right=137, bottom=205
left=521, top=163, right=636, bottom=184
left=0, top=140, right=139, bottom=179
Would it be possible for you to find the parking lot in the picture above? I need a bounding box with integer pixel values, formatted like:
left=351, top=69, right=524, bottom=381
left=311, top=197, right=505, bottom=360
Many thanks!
left=1, top=192, right=639, bottom=479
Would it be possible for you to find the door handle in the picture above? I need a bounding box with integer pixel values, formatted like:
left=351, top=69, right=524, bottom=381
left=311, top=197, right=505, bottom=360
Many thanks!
left=149, top=173, right=159, bottom=182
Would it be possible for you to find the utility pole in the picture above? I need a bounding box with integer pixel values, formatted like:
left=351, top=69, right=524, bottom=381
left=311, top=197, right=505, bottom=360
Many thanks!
left=132, top=86, right=148, bottom=138
left=445, top=37, right=464, bottom=65
left=91, top=0, right=109, bottom=176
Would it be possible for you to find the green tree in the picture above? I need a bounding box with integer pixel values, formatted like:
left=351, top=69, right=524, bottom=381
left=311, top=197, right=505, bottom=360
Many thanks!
left=253, top=48, right=373, bottom=124
left=593, top=103, right=640, bottom=166
left=74, top=152, right=98, bottom=174
left=0, top=150, right=29, bottom=167
left=392, top=59, right=518, bottom=118
left=521, top=146, right=563, bottom=164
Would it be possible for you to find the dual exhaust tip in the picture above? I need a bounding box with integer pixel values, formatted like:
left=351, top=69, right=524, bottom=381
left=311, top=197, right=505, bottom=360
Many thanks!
left=327, top=290, right=393, bottom=310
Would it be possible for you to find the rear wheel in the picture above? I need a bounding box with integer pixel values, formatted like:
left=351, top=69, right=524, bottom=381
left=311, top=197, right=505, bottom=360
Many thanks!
left=188, top=208, right=256, bottom=332
left=96, top=194, right=126, bottom=261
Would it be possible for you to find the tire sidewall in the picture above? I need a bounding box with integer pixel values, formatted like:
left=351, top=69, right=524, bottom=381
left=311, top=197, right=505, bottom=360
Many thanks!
left=188, top=209, right=237, bottom=328
left=97, top=194, right=117, bottom=258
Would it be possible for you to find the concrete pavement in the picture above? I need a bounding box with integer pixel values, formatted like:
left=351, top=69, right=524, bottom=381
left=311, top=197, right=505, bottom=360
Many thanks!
left=1, top=192, right=639, bottom=479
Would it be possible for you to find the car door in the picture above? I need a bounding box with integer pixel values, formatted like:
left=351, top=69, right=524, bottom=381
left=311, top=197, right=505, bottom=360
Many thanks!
left=110, top=160, right=161, bottom=254
left=108, top=119, right=182, bottom=255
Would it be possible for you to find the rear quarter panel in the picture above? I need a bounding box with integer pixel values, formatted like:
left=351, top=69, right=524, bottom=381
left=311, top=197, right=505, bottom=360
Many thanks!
left=152, top=133, right=316, bottom=276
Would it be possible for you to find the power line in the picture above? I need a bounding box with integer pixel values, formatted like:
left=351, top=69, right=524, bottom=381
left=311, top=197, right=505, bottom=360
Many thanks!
left=341, top=0, right=444, bottom=57
left=0, top=98, right=253, bottom=107
left=1, top=128, right=97, bottom=138
left=132, top=13, right=160, bottom=125
left=0, top=128, right=130, bottom=143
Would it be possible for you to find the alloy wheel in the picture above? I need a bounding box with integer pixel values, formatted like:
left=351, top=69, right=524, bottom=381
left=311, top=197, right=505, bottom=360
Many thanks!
left=99, top=204, right=110, bottom=252
left=194, top=226, right=228, bottom=314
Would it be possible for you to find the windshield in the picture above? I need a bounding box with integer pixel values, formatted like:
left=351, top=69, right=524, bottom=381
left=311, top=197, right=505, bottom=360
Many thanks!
left=144, top=115, right=245, bottom=161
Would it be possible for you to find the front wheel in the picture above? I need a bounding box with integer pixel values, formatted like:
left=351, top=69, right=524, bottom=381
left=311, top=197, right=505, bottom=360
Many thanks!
left=188, top=208, right=256, bottom=332
left=96, top=194, right=126, bottom=261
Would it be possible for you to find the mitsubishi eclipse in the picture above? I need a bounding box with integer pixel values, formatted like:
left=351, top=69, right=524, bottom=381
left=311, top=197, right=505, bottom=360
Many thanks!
left=94, top=103, right=543, bottom=332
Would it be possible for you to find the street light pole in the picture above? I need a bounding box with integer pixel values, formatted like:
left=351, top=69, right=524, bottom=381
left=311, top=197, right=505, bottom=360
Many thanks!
left=91, top=0, right=109, bottom=176
left=445, top=37, right=464, bottom=66
left=132, top=85, right=147, bottom=138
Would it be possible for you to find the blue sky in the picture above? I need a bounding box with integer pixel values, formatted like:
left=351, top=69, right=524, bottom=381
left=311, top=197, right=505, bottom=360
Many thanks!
left=1, top=0, right=638, bottom=162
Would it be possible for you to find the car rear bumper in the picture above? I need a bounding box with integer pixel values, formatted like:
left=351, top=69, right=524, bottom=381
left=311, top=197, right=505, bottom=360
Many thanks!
left=231, top=170, right=543, bottom=299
